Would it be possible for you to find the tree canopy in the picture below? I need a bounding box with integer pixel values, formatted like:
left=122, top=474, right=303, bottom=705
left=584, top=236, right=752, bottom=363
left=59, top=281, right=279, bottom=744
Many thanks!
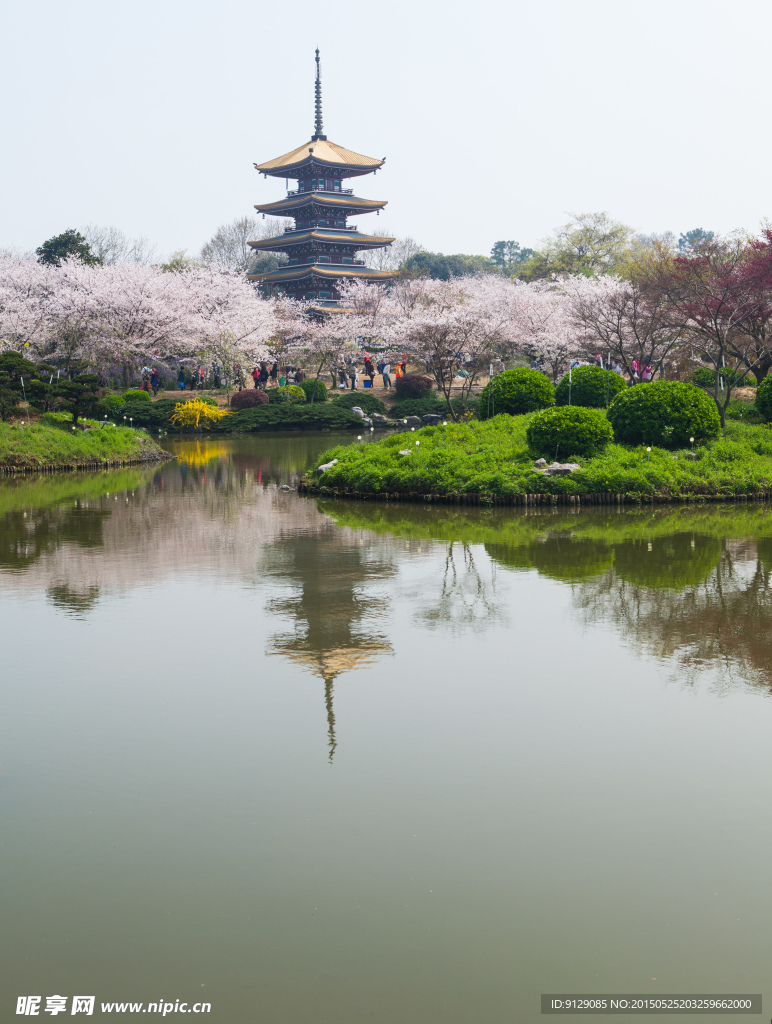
left=36, top=229, right=102, bottom=268
left=402, top=251, right=500, bottom=280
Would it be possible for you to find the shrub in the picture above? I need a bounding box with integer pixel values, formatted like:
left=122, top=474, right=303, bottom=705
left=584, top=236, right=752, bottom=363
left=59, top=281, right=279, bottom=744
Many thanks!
left=211, top=403, right=362, bottom=433
left=755, top=375, right=772, bottom=421
left=555, top=365, right=626, bottom=408
left=332, top=391, right=386, bottom=415
left=526, top=406, right=613, bottom=459
left=169, top=398, right=230, bottom=430
left=123, top=388, right=152, bottom=404
left=120, top=399, right=177, bottom=428
left=390, top=393, right=446, bottom=419
left=299, top=378, right=329, bottom=403
left=690, top=366, right=744, bottom=391
left=96, top=394, right=125, bottom=419
left=394, top=373, right=433, bottom=399
left=607, top=380, right=720, bottom=448
left=479, top=368, right=554, bottom=417
left=230, top=389, right=269, bottom=410
left=270, top=384, right=306, bottom=404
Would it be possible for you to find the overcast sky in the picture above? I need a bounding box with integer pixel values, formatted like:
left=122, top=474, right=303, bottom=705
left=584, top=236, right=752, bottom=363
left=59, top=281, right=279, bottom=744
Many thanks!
left=4, top=0, right=770, bottom=260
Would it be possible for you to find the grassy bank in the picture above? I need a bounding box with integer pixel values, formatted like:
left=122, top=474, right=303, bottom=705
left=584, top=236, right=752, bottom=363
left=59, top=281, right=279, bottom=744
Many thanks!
left=0, top=416, right=170, bottom=471
left=302, top=413, right=772, bottom=502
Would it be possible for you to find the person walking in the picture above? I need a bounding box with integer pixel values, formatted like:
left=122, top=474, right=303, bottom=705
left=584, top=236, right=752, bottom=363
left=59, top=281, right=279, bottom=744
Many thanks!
left=151, top=367, right=159, bottom=396
left=350, top=364, right=359, bottom=390
left=178, top=366, right=186, bottom=390
left=270, top=362, right=279, bottom=385
left=252, top=366, right=260, bottom=389
left=400, top=355, right=407, bottom=376
left=382, top=361, right=391, bottom=389
left=338, top=366, right=347, bottom=389
left=258, top=363, right=269, bottom=389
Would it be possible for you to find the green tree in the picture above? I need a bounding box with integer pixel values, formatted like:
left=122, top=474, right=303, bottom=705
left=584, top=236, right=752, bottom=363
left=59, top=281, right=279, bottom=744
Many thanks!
left=677, top=228, right=714, bottom=253
left=53, top=374, right=105, bottom=425
left=160, top=250, right=199, bottom=272
left=402, top=252, right=500, bottom=280
left=36, top=229, right=102, bottom=267
left=490, top=240, right=536, bottom=273
left=518, top=212, right=634, bottom=281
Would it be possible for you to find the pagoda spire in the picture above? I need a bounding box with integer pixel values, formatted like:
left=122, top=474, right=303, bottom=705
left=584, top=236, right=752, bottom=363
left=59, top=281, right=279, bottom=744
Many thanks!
left=312, top=48, right=326, bottom=141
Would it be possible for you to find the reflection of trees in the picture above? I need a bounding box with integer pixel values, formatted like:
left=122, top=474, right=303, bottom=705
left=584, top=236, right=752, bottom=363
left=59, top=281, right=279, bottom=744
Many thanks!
left=418, top=542, right=507, bottom=630
left=46, top=584, right=101, bottom=617
left=486, top=534, right=614, bottom=582
left=0, top=508, right=108, bottom=571
left=486, top=531, right=721, bottom=589
left=574, top=541, right=772, bottom=691
left=264, top=530, right=395, bottom=760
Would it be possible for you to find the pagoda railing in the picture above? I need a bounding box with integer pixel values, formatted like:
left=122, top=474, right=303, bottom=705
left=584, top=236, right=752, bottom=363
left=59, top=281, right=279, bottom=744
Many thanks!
left=287, top=258, right=366, bottom=267
left=285, top=187, right=354, bottom=197
left=283, top=225, right=359, bottom=233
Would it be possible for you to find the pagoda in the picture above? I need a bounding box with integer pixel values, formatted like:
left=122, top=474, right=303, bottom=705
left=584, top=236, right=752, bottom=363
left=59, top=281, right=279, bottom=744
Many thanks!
left=248, top=50, right=396, bottom=305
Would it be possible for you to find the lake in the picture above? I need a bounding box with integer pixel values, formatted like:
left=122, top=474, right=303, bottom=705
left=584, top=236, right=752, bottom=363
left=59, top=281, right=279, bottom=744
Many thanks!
left=1, top=433, right=770, bottom=1022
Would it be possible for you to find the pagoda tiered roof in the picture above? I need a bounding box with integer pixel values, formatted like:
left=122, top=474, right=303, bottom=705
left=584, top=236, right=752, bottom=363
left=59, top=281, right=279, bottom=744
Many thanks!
left=248, top=264, right=395, bottom=285
left=249, top=228, right=395, bottom=253
left=255, top=192, right=387, bottom=218
left=255, top=138, right=384, bottom=179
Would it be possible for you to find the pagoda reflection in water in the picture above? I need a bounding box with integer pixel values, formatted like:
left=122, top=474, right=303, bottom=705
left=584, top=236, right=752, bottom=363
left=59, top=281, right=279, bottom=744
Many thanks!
left=265, top=529, right=395, bottom=761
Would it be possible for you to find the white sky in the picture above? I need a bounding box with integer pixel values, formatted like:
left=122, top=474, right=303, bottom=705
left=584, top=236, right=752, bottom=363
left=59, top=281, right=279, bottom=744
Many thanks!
left=3, top=0, right=770, bottom=260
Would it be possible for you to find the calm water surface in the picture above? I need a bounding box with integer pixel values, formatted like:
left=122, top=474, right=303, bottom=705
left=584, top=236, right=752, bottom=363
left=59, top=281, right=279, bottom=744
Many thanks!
left=1, top=434, right=771, bottom=1022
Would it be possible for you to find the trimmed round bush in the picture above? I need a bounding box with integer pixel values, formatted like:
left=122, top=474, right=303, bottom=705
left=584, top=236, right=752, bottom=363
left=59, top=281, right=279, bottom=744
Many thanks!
left=755, top=375, right=772, bottom=420
left=123, top=388, right=152, bottom=403
left=271, top=384, right=306, bottom=404
left=479, top=368, right=555, bottom=418
left=230, top=389, right=269, bottom=410
left=607, top=380, right=720, bottom=448
left=333, top=391, right=386, bottom=415
left=555, top=365, right=626, bottom=408
left=394, top=373, right=433, bottom=399
left=526, top=406, right=613, bottom=459
left=299, top=378, right=329, bottom=403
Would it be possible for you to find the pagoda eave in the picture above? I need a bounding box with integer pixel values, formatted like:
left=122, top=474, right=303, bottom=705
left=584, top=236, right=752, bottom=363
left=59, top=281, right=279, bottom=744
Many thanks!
left=255, top=138, right=384, bottom=179
left=248, top=265, right=397, bottom=284
left=248, top=230, right=395, bottom=252
left=255, top=195, right=388, bottom=217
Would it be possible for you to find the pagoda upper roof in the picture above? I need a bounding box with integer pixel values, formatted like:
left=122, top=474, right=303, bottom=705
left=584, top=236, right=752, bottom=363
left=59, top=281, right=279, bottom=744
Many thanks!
left=255, top=192, right=387, bottom=216
left=248, top=264, right=396, bottom=284
left=249, top=228, right=395, bottom=252
left=255, top=138, right=384, bottom=178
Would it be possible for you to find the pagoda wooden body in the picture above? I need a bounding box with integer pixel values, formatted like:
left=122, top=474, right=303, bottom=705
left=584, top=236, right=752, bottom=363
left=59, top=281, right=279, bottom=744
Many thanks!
left=248, top=51, right=396, bottom=305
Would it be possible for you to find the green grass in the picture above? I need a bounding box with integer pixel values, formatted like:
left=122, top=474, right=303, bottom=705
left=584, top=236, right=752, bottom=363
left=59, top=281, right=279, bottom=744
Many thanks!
left=0, top=416, right=168, bottom=470
left=307, top=413, right=772, bottom=499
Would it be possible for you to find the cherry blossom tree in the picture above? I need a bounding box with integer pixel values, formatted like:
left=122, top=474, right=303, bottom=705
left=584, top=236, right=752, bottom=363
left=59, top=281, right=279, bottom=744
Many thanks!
left=382, top=275, right=519, bottom=418
left=0, top=252, right=54, bottom=353
left=560, top=273, right=683, bottom=382
left=508, top=279, right=577, bottom=380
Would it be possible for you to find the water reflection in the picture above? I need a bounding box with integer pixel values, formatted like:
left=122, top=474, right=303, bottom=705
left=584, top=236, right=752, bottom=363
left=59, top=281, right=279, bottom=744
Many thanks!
left=264, top=531, right=395, bottom=760
left=322, top=501, right=772, bottom=691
